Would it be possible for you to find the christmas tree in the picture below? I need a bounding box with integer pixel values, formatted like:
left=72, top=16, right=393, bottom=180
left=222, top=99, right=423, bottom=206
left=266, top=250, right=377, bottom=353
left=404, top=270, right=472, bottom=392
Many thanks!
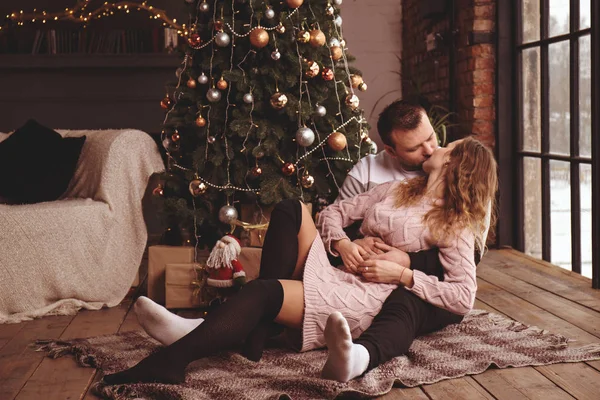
left=156, top=0, right=375, bottom=247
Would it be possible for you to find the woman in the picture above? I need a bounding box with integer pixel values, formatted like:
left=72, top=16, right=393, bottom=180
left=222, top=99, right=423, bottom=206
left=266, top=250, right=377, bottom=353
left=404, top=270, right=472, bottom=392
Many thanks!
left=104, top=137, right=497, bottom=385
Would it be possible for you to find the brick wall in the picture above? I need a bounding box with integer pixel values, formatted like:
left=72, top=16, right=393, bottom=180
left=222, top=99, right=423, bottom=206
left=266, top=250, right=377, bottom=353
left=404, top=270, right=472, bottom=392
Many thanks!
left=402, top=0, right=496, bottom=148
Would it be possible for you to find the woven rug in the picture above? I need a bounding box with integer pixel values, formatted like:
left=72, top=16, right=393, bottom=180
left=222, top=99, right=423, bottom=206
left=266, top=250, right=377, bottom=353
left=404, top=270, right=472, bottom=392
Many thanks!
left=36, top=309, right=600, bottom=400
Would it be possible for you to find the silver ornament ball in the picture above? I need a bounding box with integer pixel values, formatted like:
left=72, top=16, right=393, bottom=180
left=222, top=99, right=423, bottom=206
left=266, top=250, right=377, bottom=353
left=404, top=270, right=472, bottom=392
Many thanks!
left=243, top=93, right=254, bottom=104
left=271, top=49, right=281, bottom=60
left=328, top=37, right=340, bottom=47
left=265, top=7, right=275, bottom=19
left=296, top=127, right=315, bottom=147
left=334, top=15, right=343, bottom=27
left=369, top=141, right=378, bottom=154
left=197, top=73, right=209, bottom=84
left=207, top=88, right=222, bottom=102
left=215, top=31, right=231, bottom=47
left=333, top=0, right=343, bottom=5
left=199, top=1, right=210, bottom=12
left=218, top=205, right=238, bottom=224
left=315, top=105, right=327, bottom=117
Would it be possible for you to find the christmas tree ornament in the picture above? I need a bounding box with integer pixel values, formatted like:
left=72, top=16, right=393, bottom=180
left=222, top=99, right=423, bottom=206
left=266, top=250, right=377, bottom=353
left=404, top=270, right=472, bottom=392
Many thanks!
left=215, top=31, right=231, bottom=47
left=270, top=92, right=288, bottom=109
left=160, top=96, right=172, bottom=109
left=331, top=45, right=343, bottom=61
left=326, top=5, right=335, bottom=16
left=345, top=93, right=360, bottom=109
left=218, top=205, right=238, bottom=224
left=296, top=30, right=310, bottom=43
left=340, top=39, right=346, bottom=47
left=171, top=131, right=181, bottom=142
left=286, top=0, right=304, bottom=8
left=188, top=33, right=202, bottom=47
left=328, top=132, right=347, bottom=151
left=216, top=77, right=228, bottom=90
left=207, top=88, right=222, bottom=102
left=243, top=93, right=254, bottom=104
left=305, top=60, right=320, bottom=78
left=334, top=15, right=343, bottom=27
left=195, top=116, right=207, bottom=127
left=350, top=74, right=363, bottom=88
left=213, top=20, right=224, bottom=31
left=315, top=104, right=327, bottom=117
left=321, top=67, right=334, bottom=81
left=295, top=127, right=315, bottom=147
left=301, top=173, right=315, bottom=188
left=333, top=0, right=343, bottom=5
left=364, top=137, right=372, bottom=145
left=206, top=235, right=247, bottom=288
left=197, top=73, right=209, bottom=84
left=152, top=185, right=164, bottom=196
left=275, top=24, right=286, bottom=34
left=358, top=82, right=368, bottom=92
left=162, top=136, right=180, bottom=152
left=199, top=1, right=210, bottom=12
left=265, top=7, right=275, bottom=19
left=189, top=179, right=208, bottom=196
left=281, top=162, right=296, bottom=176
left=271, top=49, right=281, bottom=60
left=309, top=29, right=326, bottom=47
left=207, top=135, right=216, bottom=144
left=360, top=129, right=369, bottom=141
left=187, top=78, right=197, bottom=88
left=369, top=140, right=378, bottom=154
left=249, top=165, right=262, bottom=177
left=329, top=37, right=340, bottom=47
left=249, top=28, right=269, bottom=48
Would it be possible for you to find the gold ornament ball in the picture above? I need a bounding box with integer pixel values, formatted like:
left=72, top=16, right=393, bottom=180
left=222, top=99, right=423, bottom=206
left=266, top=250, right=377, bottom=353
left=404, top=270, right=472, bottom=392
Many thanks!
left=249, top=28, right=269, bottom=48
left=331, top=46, right=343, bottom=61
left=152, top=185, right=164, bottom=196
left=327, top=132, right=347, bottom=151
left=160, top=96, right=172, bottom=109
left=250, top=166, right=262, bottom=177
left=301, top=174, right=315, bottom=188
left=309, top=29, right=326, bottom=47
left=321, top=67, right=334, bottom=81
left=189, top=179, right=207, bottom=196
left=187, top=78, right=197, bottom=89
left=276, top=24, right=286, bottom=34
left=188, top=33, right=202, bottom=47
left=216, top=78, right=228, bottom=90
left=286, top=0, right=304, bottom=8
left=171, top=131, right=180, bottom=142
left=282, top=162, right=296, bottom=176
left=350, top=74, right=363, bottom=88
left=305, top=60, right=320, bottom=78
left=345, top=93, right=360, bottom=110
left=358, top=82, right=368, bottom=92
left=195, top=116, right=207, bottom=127
left=270, top=92, right=288, bottom=109
left=296, top=30, right=310, bottom=44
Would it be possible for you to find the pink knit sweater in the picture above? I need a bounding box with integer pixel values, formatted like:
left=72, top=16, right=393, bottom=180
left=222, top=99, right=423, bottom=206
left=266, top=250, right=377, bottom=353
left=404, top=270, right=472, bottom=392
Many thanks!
left=299, top=181, right=476, bottom=351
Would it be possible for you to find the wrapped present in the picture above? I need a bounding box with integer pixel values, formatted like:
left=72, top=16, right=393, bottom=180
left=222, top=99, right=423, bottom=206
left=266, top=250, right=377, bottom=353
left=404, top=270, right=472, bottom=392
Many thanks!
left=240, top=203, right=312, bottom=247
left=148, top=245, right=209, bottom=304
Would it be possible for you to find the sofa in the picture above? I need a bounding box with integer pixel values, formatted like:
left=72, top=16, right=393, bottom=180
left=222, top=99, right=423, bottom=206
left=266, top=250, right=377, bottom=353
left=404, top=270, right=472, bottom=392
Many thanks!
left=0, top=129, right=164, bottom=323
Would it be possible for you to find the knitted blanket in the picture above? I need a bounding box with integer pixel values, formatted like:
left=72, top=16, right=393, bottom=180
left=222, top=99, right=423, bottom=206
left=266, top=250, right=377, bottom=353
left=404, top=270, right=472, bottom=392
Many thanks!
left=36, top=309, right=600, bottom=400
left=0, top=129, right=164, bottom=323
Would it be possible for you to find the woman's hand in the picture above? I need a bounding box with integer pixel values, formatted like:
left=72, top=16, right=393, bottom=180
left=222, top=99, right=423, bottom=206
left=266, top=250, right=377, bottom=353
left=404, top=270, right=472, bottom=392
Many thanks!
left=333, top=239, right=366, bottom=274
left=364, top=242, right=411, bottom=267
left=359, top=258, right=412, bottom=285
left=352, top=237, right=385, bottom=256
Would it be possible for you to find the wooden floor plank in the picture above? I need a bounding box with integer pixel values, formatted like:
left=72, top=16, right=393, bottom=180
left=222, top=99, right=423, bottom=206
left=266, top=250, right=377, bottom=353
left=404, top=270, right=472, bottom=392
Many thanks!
left=0, top=323, right=25, bottom=352
left=536, top=363, right=600, bottom=400
left=421, top=376, right=495, bottom=399
left=477, top=265, right=600, bottom=339
left=471, top=368, right=574, bottom=400
left=0, top=316, right=74, bottom=400
left=380, top=387, right=430, bottom=399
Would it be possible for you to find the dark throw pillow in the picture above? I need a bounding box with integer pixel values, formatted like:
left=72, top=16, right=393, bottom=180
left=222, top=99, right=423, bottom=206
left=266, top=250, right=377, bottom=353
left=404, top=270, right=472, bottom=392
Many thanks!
left=0, top=119, right=86, bottom=204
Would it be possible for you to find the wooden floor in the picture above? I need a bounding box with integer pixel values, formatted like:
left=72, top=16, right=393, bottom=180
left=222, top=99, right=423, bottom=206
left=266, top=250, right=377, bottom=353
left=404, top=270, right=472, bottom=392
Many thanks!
left=1, top=248, right=600, bottom=400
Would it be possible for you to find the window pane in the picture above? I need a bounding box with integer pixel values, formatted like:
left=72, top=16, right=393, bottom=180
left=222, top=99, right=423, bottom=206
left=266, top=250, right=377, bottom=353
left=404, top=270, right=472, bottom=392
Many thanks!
left=549, top=0, right=570, bottom=37
left=581, top=164, right=592, bottom=278
left=522, top=0, right=540, bottom=43
left=524, top=157, right=542, bottom=260
left=522, top=48, right=541, bottom=152
left=581, top=0, right=591, bottom=29
left=549, top=41, right=570, bottom=155
left=580, top=35, right=591, bottom=157
left=550, top=160, right=572, bottom=271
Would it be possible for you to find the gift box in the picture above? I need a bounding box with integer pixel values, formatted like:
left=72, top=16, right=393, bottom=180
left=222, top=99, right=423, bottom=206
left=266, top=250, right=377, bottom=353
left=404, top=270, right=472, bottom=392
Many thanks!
left=240, top=203, right=312, bottom=247
left=148, top=245, right=209, bottom=304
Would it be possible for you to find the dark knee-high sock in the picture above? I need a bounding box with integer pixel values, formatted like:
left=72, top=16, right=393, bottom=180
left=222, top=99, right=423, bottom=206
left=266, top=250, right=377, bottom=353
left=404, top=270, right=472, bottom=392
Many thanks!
left=103, top=280, right=284, bottom=385
left=242, top=199, right=302, bottom=361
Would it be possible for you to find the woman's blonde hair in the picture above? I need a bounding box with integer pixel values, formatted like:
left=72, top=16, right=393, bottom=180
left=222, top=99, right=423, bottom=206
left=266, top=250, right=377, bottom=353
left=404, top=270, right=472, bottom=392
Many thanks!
left=394, top=136, right=498, bottom=254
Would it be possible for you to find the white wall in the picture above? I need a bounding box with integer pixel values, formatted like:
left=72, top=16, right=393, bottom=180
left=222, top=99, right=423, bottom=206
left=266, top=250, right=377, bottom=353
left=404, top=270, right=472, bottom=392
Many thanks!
left=339, top=0, right=403, bottom=147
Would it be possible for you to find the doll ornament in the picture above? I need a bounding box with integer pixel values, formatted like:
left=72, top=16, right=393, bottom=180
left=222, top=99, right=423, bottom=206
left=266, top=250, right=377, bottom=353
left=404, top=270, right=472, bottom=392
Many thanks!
left=206, top=235, right=247, bottom=288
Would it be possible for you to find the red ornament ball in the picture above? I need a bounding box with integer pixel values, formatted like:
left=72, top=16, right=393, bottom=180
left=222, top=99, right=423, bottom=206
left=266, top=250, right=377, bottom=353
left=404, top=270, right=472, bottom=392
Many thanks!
left=281, top=163, right=296, bottom=176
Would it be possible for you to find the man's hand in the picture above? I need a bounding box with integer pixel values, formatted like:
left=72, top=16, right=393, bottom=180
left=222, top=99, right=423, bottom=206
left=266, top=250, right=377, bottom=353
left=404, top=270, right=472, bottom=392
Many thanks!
left=359, top=259, right=411, bottom=285
left=333, top=239, right=366, bottom=274
left=363, top=242, right=411, bottom=267
left=352, top=237, right=385, bottom=256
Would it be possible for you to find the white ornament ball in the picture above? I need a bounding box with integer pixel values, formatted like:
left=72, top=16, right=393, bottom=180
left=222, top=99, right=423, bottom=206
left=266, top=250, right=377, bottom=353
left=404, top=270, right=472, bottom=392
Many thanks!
left=329, top=38, right=340, bottom=47
left=243, top=93, right=254, bottom=104
left=215, top=31, right=231, bottom=47
left=334, top=15, right=343, bottom=27
left=197, top=73, right=209, bottom=84
left=296, top=127, right=315, bottom=147
left=207, top=88, right=222, bottom=102
left=265, top=7, right=275, bottom=19
left=333, top=0, right=343, bottom=5
left=315, top=105, right=327, bottom=117
left=199, top=1, right=210, bottom=12
left=369, top=141, right=378, bottom=154
left=271, top=49, right=281, bottom=60
left=218, top=205, right=238, bottom=224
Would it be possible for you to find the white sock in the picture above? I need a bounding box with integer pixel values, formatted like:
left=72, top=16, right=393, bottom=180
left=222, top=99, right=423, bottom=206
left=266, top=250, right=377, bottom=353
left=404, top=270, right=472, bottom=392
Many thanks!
left=134, top=296, right=204, bottom=346
left=321, top=311, right=370, bottom=382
